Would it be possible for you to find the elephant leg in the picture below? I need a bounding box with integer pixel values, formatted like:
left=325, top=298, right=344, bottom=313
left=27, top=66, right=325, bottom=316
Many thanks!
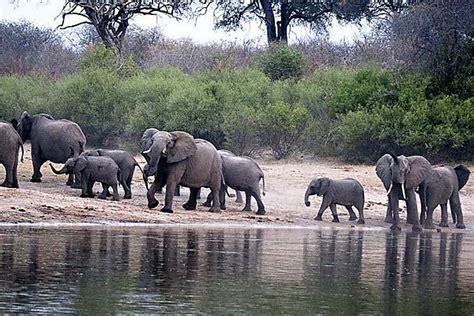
left=122, top=180, right=132, bottom=199
left=208, top=182, right=222, bottom=213
left=1, top=159, right=14, bottom=188
left=161, top=181, right=177, bottom=213
left=12, top=155, right=19, bottom=188
left=384, top=195, right=394, bottom=223
left=174, top=186, right=180, bottom=196
left=355, top=206, right=365, bottom=224
left=203, top=192, right=213, bottom=207
left=111, top=183, right=120, bottom=201
left=219, top=186, right=226, bottom=210
left=66, top=174, right=74, bottom=186
left=345, top=206, right=357, bottom=221
left=250, top=188, right=265, bottom=215
left=31, top=152, right=44, bottom=183
left=147, top=181, right=160, bottom=209
left=242, top=191, right=252, bottom=212
left=419, top=184, right=427, bottom=225
left=197, top=188, right=201, bottom=200
left=330, top=204, right=339, bottom=223
left=389, top=189, right=401, bottom=231
left=450, top=193, right=465, bottom=229
left=439, top=203, right=449, bottom=227
left=406, top=190, right=422, bottom=232
left=80, top=176, right=89, bottom=198
left=235, top=190, right=243, bottom=204
left=423, top=206, right=436, bottom=230
left=183, top=188, right=199, bottom=210
left=87, top=180, right=96, bottom=198
left=315, top=197, right=331, bottom=221
left=71, top=173, right=82, bottom=189
left=99, top=183, right=109, bottom=199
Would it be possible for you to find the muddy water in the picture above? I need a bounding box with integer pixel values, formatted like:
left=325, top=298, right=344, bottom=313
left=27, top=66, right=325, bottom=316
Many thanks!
left=0, top=226, right=472, bottom=314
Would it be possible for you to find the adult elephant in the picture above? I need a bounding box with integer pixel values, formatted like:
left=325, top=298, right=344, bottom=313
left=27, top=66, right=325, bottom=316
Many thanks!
left=418, top=165, right=470, bottom=229
left=142, top=130, right=222, bottom=213
left=375, top=153, right=431, bottom=231
left=0, top=121, right=24, bottom=188
left=12, top=111, right=86, bottom=185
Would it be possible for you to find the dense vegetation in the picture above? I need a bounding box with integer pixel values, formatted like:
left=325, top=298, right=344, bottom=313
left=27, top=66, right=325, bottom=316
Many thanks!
left=1, top=44, right=472, bottom=162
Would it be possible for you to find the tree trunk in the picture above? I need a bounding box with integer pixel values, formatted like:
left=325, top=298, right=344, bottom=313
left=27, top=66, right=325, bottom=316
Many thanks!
left=277, top=0, right=289, bottom=42
left=260, top=0, right=277, bottom=43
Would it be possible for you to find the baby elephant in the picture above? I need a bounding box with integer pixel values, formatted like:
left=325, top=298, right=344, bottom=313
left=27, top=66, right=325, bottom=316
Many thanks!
left=304, top=177, right=365, bottom=224
left=50, top=156, right=121, bottom=201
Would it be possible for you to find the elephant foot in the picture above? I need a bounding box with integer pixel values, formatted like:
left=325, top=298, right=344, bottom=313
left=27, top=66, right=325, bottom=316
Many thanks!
left=228, top=193, right=235, bottom=198
left=349, top=216, right=357, bottom=221
left=412, top=225, right=423, bottom=232
left=256, top=210, right=266, bottom=216
left=98, top=195, right=107, bottom=200
left=80, top=193, right=89, bottom=198
left=66, top=180, right=74, bottom=186
left=123, top=195, right=132, bottom=200
left=112, top=196, right=120, bottom=202
left=357, top=219, right=365, bottom=224
left=106, top=191, right=112, bottom=197
left=31, top=178, right=42, bottom=183
left=183, top=202, right=197, bottom=211
left=423, top=222, right=436, bottom=230
left=235, top=198, right=243, bottom=204
left=439, top=222, right=449, bottom=228
left=332, top=217, right=340, bottom=223
left=209, top=207, right=221, bottom=213
left=220, top=204, right=226, bottom=210
left=202, top=201, right=212, bottom=207
left=160, top=208, right=173, bottom=214
left=314, top=216, right=323, bottom=221
left=384, top=216, right=394, bottom=224
left=148, top=200, right=159, bottom=209
left=241, top=207, right=252, bottom=212
left=456, top=223, right=466, bottom=229
left=390, top=224, right=401, bottom=232
left=0, top=182, right=13, bottom=188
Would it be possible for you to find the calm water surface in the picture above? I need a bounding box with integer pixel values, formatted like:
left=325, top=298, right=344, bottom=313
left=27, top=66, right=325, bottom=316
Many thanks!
left=0, top=226, right=472, bottom=314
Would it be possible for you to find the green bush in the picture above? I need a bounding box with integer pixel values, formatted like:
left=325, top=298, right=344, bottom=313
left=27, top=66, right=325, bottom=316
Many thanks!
left=260, top=45, right=304, bottom=81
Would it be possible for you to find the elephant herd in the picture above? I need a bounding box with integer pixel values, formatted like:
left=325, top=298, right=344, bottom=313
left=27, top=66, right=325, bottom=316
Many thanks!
left=0, top=112, right=471, bottom=232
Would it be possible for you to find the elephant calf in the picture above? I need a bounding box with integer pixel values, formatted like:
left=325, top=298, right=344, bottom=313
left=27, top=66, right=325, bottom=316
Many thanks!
left=83, top=149, right=148, bottom=199
left=418, top=165, right=470, bottom=229
left=204, top=153, right=266, bottom=215
left=304, top=177, right=365, bottom=224
left=0, top=122, right=24, bottom=188
left=50, top=156, right=121, bottom=201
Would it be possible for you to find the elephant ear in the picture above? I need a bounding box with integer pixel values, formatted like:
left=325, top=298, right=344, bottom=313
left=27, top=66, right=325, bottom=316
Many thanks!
left=73, top=156, right=88, bottom=174
left=319, top=178, right=330, bottom=196
left=166, top=131, right=197, bottom=164
left=375, top=154, right=393, bottom=191
left=405, top=156, right=431, bottom=188
left=454, top=164, right=471, bottom=190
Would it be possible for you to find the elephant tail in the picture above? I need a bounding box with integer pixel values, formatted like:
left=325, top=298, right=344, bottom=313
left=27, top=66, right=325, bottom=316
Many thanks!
left=79, top=141, right=85, bottom=155
left=135, top=162, right=150, bottom=191
left=18, top=141, right=24, bottom=163
left=117, top=168, right=122, bottom=187
left=261, top=175, right=266, bottom=196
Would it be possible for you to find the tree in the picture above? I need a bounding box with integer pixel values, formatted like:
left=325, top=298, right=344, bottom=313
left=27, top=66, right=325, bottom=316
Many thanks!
left=211, top=0, right=376, bottom=44
left=58, top=1, right=187, bottom=55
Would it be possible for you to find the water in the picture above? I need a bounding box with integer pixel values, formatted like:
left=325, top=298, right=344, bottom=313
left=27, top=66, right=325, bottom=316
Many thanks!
left=0, top=226, right=472, bottom=314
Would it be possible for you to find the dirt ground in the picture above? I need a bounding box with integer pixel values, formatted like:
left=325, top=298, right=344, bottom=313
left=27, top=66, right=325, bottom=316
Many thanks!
left=0, top=144, right=473, bottom=233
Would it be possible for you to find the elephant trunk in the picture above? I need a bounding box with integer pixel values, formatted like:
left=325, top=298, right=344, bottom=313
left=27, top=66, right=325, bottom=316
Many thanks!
left=50, top=163, right=67, bottom=175
left=304, top=187, right=313, bottom=207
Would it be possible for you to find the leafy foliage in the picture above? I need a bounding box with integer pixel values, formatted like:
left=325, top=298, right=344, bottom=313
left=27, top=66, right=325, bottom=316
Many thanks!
left=260, top=45, right=304, bottom=81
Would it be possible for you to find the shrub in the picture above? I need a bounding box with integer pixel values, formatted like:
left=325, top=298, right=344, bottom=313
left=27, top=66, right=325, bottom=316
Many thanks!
left=260, top=45, right=304, bottom=81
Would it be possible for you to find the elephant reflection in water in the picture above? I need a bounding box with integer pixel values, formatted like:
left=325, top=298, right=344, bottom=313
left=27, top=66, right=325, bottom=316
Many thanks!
left=382, top=232, right=464, bottom=314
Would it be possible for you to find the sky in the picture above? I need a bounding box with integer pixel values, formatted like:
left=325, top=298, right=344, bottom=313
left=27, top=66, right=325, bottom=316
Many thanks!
left=0, top=0, right=367, bottom=45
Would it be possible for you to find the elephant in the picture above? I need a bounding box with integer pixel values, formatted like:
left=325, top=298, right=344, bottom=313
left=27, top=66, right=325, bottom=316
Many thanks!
left=0, top=121, right=24, bottom=188
left=418, top=165, right=470, bottom=229
left=216, top=150, right=244, bottom=203
left=304, top=177, right=365, bottom=224
left=50, top=156, right=121, bottom=201
left=141, top=130, right=222, bottom=213
left=12, top=111, right=86, bottom=186
left=376, top=153, right=431, bottom=231
left=83, top=149, right=149, bottom=199
left=204, top=152, right=266, bottom=215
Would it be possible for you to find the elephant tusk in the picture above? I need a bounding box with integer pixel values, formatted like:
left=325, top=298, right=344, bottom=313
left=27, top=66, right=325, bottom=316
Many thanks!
left=142, top=148, right=151, bottom=154
left=401, top=184, right=406, bottom=200
left=387, top=183, right=393, bottom=195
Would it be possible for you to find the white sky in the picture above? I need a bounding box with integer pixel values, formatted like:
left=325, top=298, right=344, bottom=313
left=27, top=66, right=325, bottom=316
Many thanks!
left=0, top=0, right=366, bottom=45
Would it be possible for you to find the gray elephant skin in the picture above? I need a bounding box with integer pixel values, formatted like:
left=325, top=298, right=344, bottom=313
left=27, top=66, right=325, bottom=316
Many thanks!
left=204, top=150, right=265, bottom=215
left=83, top=149, right=148, bottom=199
left=50, top=156, right=121, bottom=201
left=12, top=111, right=86, bottom=185
left=141, top=129, right=222, bottom=213
left=0, top=122, right=24, bottom=188
left=304, top=177, right=365, bottom=224
left=418, top=165, right=470, bottom=229
left=376, top=153, right=431, bottom=231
